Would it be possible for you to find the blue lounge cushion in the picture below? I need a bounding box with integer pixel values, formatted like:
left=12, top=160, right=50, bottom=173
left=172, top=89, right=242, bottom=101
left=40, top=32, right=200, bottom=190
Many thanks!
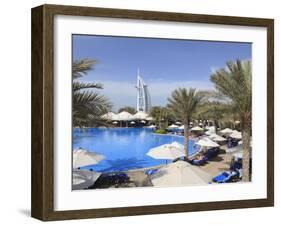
left=145, top=169, right=158, bottom=175
left=213, top=172, right=229, bottom=182
left=213, top=171, right=239, bottom=183
left=204, top=148, right=219, bottom=160
left=190, top=158, right=207, bottom=166
left=230, top=162, right=242, bottom=171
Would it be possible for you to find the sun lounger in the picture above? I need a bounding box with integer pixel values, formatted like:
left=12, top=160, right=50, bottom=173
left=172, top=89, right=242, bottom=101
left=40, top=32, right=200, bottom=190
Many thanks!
left=227, top=139, right=239, bottom=148
left=114, top=173, right=130, bottom=185
left=203, top=148, right=219, bottom=160
left=230, top=161, right=242, bottom=171
left=90, top=172, right=130, bottom=188
left=190, top=157, right=207, bottom=166
left=212, top=171, right=239, bottom=183
left=145, top=169, right=159, bottom=175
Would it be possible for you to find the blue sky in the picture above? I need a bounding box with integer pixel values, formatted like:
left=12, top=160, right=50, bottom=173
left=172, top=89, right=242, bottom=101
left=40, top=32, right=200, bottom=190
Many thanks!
left=73, top=35, right=251, bottom=111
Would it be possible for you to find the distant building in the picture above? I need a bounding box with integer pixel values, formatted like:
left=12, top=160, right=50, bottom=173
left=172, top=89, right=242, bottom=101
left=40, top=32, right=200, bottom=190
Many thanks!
left=135, top=70, right=151, bottom=113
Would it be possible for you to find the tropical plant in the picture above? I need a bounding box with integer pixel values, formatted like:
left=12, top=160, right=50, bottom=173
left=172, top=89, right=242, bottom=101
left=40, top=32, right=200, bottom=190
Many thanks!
left=149, top=106, right=162, bottom=127
left=154, top=129, right=167, bottom=134
left=118, top=106, right=137, bottom=114
left=210, top=59, right=252, bottom=182
left=73, top=59, right=112, bottom=127
left=195, top=101, right=232, bottom=133
left=167, top=88, right=204, bottom=159
left=150, top=106, right=175, bottom=129
left=73, top=59, right=97, bottom=79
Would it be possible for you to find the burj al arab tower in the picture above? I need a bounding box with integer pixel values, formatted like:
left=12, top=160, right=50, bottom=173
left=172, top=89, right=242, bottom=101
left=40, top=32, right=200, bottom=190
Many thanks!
left=135, top=70, right=151, bottom=113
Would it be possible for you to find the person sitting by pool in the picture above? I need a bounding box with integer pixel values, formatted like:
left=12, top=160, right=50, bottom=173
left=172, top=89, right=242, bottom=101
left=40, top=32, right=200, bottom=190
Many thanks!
left=230, top=156, right=235, bottom=168
left=173, top=157, right=182, bottom=162
left=194, top=154, right=204, bottom=161
left=199, top=155, right=206, bottom=160
left=190, top=154, right=207, bottom=165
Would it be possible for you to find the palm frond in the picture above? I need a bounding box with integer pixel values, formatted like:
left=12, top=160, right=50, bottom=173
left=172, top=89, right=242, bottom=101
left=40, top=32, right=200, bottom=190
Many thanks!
left=73, top=91, right=112, bottom=127
left=73, top=81, right=103, bottom=91
left=210, top=59, right=252, bottom=119
left=167, top=88, right=203, bottom=122
left=73, top=59, right=97, bottom=79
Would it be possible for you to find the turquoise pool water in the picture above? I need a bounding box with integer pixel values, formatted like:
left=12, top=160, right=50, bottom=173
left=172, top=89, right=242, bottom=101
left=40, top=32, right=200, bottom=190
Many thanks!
left=73, top=128, right=198, bottom=172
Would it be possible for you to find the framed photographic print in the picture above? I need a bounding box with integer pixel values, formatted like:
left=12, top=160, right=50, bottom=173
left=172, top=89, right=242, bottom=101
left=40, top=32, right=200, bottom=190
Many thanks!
left=31, top=4, right=274, bottom=221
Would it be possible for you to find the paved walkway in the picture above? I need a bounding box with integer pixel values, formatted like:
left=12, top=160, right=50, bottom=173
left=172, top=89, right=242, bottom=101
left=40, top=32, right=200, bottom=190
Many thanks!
left=126, top=153, right=233, bottom=187
left=126, top=171, right=153, bottom=187
left=90, top=152, right=233, bottom=189
left=199, top=152, right=233, bottom=177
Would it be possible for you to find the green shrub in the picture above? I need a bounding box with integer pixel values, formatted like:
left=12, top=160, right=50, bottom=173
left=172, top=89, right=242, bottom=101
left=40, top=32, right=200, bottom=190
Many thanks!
left=155, top=129, right=167, bottom=134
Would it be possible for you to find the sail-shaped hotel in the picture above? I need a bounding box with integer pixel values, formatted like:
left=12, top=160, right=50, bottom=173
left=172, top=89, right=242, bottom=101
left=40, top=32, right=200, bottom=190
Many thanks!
left=135, top=70, right=151, bottom=113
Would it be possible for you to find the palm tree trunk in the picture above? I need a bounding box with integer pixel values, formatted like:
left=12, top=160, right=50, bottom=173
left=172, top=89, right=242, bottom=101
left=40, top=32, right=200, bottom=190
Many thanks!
left=242, top=122, right=251, bottom=182
left=183, top=122, right=189, bottom=159
left=158, top=118, right=162, bottom=129
left=214, top=119, right=218, bottom=133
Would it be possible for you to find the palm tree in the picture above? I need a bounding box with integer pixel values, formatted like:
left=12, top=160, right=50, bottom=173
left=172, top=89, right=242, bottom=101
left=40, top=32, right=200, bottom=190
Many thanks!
left=150, top=106, right=175, bottom=130
left=118, top=106, right=137, bottom=114
left=210, top=59, right=251, bottom=182
left=150, top=106, right=163, bottom=129
left=195, top=101, right=231, bottom=133
left=167, top=88, right=203, bottom=159
left=73, top=59, right=112, bottom=127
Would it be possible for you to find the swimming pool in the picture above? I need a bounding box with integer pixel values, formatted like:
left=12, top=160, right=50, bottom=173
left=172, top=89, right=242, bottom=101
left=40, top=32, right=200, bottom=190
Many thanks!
left=73, top=128, right=198, bottom=172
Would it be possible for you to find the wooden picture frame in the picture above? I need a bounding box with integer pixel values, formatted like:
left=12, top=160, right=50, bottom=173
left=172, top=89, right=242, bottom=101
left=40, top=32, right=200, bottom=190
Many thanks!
left=31, top=4, right=274, bottom=221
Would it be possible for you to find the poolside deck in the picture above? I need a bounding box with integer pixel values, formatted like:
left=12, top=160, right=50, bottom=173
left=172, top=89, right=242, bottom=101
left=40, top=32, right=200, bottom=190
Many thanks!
left=88, top=151, right=233, bottom=189
left=126, top=171, right=153, bottom=187
left=128, top=151, right=233, bottom=186
left=199, top=152, right=233, bottom=177
left=126, top=164, right=164, bottom=187
left=126, top=152, right=233, bottom=187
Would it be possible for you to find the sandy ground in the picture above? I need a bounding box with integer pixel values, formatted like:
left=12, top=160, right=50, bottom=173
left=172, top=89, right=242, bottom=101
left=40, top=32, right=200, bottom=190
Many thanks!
left=90, top=150, right=233, bottom=189
left=125, top=151, right=233, bottom=187
left=126, top=171, right=153, bottom=187
left=199, top=152, right=233, bottom=177
left=126, top=165, right=165, bottom=187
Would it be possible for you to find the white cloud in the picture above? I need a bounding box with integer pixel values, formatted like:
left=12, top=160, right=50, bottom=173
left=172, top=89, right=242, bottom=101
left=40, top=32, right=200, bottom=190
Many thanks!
left=95, top=80, right=214, bottom=111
